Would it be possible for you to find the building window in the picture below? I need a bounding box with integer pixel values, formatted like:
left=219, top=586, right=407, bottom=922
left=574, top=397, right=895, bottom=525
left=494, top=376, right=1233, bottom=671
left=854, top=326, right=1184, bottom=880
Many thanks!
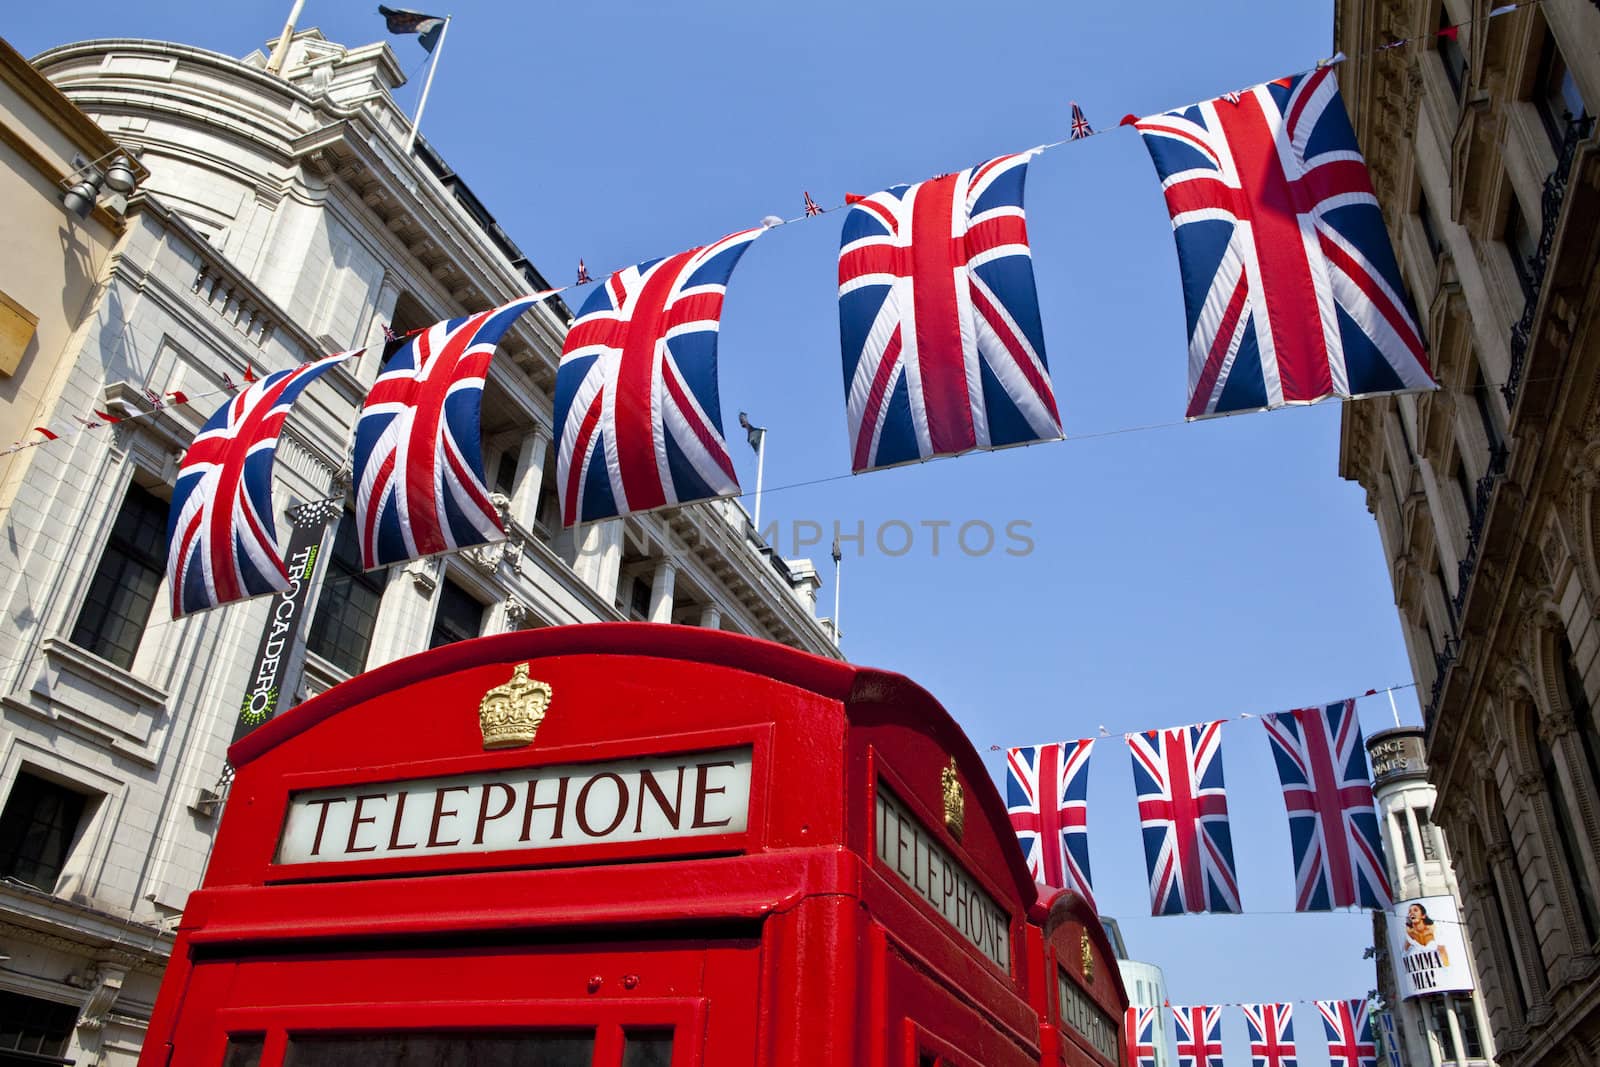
left=1454, top=998, right=1483, bottom=1058
left=1414, top=806, right=1440, bottom=861
left=493, top=450, right=518, bottom=498
left=1395, top=812, right=1418, bottom=866
left=1418, top=189, right=1445, bottom=260
left=1534, top=30, right=1588, bottom=152
left=0, top=772, right=92, bottom=892
left=1437, top=563, right=1458, bottom=627
left=0, top=989, right=79, bottom=1064
left=1505, top=196, right=1539, bottom=302
left=1559, top=634, right=1600, bottom=809
left=1438, top=9, right=1467, bottom=100
left=1469, top=361, right=1503, bottom=454
left=1531, top=704, right=1600, bottom=944
left=429, top=579, right=484, bottom=649
left=628, top=577, right=652, bottom=621
left=69, top=482, right=169, bottom=670
left=1426, top=998, right=1458, bottom=1062
left=306, top=516, right=385, bottom=676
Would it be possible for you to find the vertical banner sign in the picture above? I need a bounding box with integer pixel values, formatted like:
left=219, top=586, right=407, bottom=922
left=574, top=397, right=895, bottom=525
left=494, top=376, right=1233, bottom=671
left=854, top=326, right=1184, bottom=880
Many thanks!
left=234, top=501, right=340, bottom=740
left=1385, top=896, right=1474, bottom=998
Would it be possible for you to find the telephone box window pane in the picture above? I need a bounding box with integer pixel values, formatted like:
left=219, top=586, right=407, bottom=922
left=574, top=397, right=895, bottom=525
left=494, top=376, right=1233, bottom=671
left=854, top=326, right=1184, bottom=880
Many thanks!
left=222, top=1035, right=265, bottom=1067
left=623, top=1031, right=674, bottom=1067
left=284, top=1032, right=594, bottom=1067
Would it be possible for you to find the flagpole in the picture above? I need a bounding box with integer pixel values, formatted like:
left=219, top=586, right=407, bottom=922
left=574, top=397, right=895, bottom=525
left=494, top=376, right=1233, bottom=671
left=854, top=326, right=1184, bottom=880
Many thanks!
left=832, top=542, right=842, bottom=646
left=1386, top=688, right=1402, bottom=728
left=752, top=427, right=766, bottom=533
left=404, top=14, right=451, bottom=154
left=264, top=0, right=306, bottom=76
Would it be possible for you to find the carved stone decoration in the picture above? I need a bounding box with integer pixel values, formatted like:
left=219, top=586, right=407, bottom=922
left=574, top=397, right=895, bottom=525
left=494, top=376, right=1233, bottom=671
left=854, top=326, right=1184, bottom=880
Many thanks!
left=405, top=556, right=438, bottom=593
left=75, top=962, right=127, bottom=1035
left=461, top=541, right=505, bottom=576
left=503, top=596, right=530, bottom=630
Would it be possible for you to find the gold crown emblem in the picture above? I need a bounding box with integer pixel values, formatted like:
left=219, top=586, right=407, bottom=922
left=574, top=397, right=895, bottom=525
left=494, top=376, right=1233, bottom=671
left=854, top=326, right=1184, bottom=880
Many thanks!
left=478, top=662, right=552, bottom=749
left=941, top=758, right=965, bottom=840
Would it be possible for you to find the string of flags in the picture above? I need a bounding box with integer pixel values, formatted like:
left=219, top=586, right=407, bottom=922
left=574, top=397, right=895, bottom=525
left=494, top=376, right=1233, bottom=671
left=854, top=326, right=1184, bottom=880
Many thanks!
left=1126, top=999, right=1377, bottom=1067
left=9, top=0, right=1552, bottom=621
left=1007, top=693, right=1396, bottom=917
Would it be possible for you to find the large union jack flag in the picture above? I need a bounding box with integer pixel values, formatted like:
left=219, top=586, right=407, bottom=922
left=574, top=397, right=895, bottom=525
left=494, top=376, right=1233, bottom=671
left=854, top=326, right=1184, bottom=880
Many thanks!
left=1128, top=723, right=1240, bottom=914
left=1317, top=1000, right=1377, bottom=1067
left=1173, top=1006, right=1225, bottom=1067
left=353, top=295, right=547, bottom=569
left=167, top=352, right=354, bottom=617
left=1125, top=1008, right=1158, bottom=1067
left=1006, top=740, right=1095, bottom=901
left=555, top=229, right=759, bottom=525
left=1134, top=68, right=1434, bottom=419
left=1244, top=1004, right=1298, bottom=1067
left=1263, top=699, right=1391, bottom=911
left=837, top=151, right=1062, bottom=473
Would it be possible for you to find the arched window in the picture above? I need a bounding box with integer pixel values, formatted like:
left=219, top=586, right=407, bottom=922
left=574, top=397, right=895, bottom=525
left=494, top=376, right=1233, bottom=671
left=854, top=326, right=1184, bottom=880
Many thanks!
left=1490, top=801, right=1536, bottom=1014
left=1529, top=703, right=1600, bottom=944
left=1559, top=634, right=1600, bottom=811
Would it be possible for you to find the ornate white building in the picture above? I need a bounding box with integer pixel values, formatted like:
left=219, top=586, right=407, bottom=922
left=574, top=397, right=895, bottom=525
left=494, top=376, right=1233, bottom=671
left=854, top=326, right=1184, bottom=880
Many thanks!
left=0, top=28, right=835, bottom=1063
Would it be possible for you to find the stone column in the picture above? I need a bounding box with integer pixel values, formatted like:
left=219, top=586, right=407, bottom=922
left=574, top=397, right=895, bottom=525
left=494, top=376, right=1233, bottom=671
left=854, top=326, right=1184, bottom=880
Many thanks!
left=509, top=426, right=551, bottom=531
left=365, top=558, right=437, bottom=668
left=698, top=604, right=722, bottom=630
left=357, top=274, right=404, bottom=388
left=649, top=560, right=677, bottom=624
left=575, top=520, right=623, bottom=604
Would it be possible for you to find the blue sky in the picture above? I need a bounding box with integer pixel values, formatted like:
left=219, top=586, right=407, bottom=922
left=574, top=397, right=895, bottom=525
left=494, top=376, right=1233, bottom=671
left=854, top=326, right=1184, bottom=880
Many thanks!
left=11, top=2, right=1420, bottom=1062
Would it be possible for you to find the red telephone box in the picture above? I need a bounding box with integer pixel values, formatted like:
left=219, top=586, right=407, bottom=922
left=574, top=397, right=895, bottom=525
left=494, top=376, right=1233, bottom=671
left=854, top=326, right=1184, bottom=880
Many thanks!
left=141, top=624, right=1126, bottom=1067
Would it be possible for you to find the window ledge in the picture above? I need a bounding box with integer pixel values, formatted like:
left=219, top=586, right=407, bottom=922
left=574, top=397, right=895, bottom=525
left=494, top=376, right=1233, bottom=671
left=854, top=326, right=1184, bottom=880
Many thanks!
left=38, top=639, right=167, bottom=707
left=0, top=639, right=169, bottom=762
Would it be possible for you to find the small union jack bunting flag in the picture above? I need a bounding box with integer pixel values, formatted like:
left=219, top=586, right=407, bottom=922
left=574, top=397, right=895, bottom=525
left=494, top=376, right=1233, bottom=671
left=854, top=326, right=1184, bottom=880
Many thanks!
left=353, top=295, right=548, bottom=568
left=1317, top=1001, right=1377, bottom=1067
left=1244, top=1004, right=1298, bottom=1067
left=167, top=352, right=355, bottom=616
left=1134, top=68, right=1434, bottom=418
left=1070, top=100, right=1094, bottom=139
left=1128, top=722, right=1240, bottom=914
left=1006, top=740, right=1095, bottom=902
left=837, top=150, right=1062, bottom=473
left=1173, top=1006, right=1225, bottom=1067
left=1125, top=1008, right=1158, bottom=1067
left=804, top=191, right=823, bottom=216
left=1262, top=699, right=1390, bottom=910
left=555, top=229, right=761, bottom=525
left=577, top=259, right=592, bottom=286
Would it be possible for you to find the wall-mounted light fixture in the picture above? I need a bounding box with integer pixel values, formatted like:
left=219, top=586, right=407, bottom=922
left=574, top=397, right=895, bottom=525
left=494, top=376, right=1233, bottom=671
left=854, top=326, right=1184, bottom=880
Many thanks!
left=59, top=147, right=142, bottom=221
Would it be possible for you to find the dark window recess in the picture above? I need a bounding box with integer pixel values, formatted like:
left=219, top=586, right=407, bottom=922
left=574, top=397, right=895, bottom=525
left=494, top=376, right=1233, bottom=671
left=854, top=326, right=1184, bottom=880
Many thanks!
left=1559, top=633, right=1600, bottom=806
left=1452, top=457, right=1475, bottom=520
left=1396, top=813, right=1418, bottom=866
left=0, top=772, right=90, bottom=892
left=1414, top=806, right=1440, bottom=861
left=1488, top=865, right=1532, bottom=1014
left=1505, top=197, right=1539, bottom=302
left=1427, top=999, right=1458, bottom=1061
left=1437, top=564, right=1457, bottom=626
left=306, top=515, right=384, bottom=676
left=1535, top=30, right=1588, bottom=152
left=1470, top=362, right=1504, bottom=453
left=222, top=1035, right=267, bottom=1067
left=284, top=1032, right=594, bottom=1067
left=0, top=990, right=79, bottom=1065
left=629, top=577, right=652, bottom=621
left=1418, top=189, right=1445, bottom=259
left=1532, top=705, right=1600, bottom=944
left=1438, top=10, right=1467, bottom=100
left=430, top=580, right=485, bottom=649
left=1456, top=998, right=1484, bottom=1058
left=69, top=482, right=168, bottom=670
left=493, top=450, right=518, bottom=498
left=623, top=1031, right=675, bottom=1067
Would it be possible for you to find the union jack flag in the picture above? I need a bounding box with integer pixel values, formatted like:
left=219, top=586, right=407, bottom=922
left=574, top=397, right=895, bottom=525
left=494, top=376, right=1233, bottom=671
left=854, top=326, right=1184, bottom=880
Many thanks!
left=353, top=294, right=547, bottom=568
left=555, top=229, right=760, bottom=526
left=1262, top=699, right=1391, bottom=911
left=1134, top=68, right=1434, bottom=419
left=1244, top=1004, right=1298, bottom=1067
left=805, top=191, right=823, bottom=216
left=1006, top=740, right=1095, bottom=901
left=167, top=352, right=354, bottom=616
left=1317, top=1000, right=1377, bottom=1067
left=1128, top=722, right=1240, bottom=914
left=1070, top=101, right=1094, bottom=139
left=837, top=151, right=1062, bottom=473
left=1125, top=1008, right=1158, bottom=1067
left=577, top=259, right=592, bottom=286
left=1173, top=1006, right=1224, bottom=1067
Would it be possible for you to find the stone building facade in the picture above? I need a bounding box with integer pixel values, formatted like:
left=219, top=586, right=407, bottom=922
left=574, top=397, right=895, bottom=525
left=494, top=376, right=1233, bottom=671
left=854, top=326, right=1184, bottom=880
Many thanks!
left=0, top=29, right=836, bottom=1064
left=1367, top=726, right=1495, bottom=1067
left=1334, top=2, right=1600, bottom=1067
